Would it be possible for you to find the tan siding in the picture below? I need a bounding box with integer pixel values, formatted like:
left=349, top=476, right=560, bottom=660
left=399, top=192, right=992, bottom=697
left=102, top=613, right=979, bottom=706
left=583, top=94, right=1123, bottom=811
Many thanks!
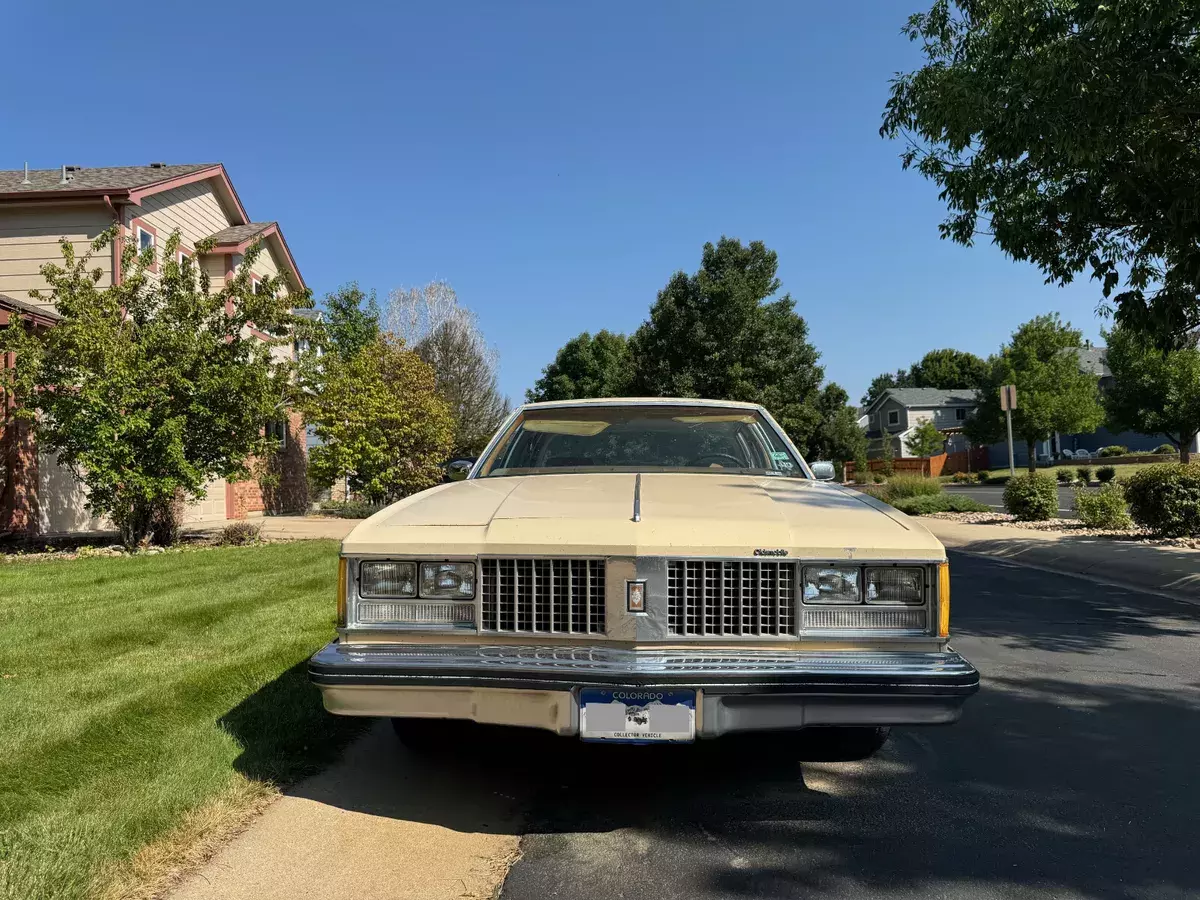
left=38, top=451, right=111, bottom=533
left=201, top=253, right=228, bottom=288
left=132, top=180, right=233, bottom=250
left=0, top=204, right=113, bottom=307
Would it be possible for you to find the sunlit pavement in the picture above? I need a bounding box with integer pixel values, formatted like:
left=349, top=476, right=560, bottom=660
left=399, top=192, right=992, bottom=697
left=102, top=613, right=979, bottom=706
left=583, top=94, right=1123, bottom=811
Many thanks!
left=496, top=553, right=1200, bottom=899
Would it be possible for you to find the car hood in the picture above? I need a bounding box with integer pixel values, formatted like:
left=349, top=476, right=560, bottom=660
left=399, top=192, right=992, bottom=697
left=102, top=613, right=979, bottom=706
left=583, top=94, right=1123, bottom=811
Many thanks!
left=341, top=473, right=945, bottom=560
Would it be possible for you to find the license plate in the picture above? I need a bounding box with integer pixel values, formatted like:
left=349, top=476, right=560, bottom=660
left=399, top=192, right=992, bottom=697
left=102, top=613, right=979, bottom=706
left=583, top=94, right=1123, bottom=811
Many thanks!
left=579, top=688, right=696, bottom=743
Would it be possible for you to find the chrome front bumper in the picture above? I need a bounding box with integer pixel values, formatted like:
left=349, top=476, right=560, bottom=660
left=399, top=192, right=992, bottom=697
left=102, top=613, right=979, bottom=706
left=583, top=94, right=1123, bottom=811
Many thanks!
left=309, top=641, right=980, bottom=736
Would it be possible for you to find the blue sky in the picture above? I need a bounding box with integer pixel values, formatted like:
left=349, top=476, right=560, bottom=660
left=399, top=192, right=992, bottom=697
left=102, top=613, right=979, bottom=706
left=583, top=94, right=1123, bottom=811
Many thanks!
left=4, top=1, right=1108, bottom=405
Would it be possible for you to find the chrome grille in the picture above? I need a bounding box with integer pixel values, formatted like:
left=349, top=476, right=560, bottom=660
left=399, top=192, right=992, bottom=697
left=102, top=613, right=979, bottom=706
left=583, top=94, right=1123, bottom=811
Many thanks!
left=667, top=560, right=796, bottom=636
left=479, top=558, right=606, bottom=634
left=805, top=607, right=927, bottom=630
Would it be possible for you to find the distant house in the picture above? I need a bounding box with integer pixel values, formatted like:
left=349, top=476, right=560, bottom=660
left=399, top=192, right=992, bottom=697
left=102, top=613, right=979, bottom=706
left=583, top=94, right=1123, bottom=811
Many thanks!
left=0, top=162, right=309, bottom=535
left=862, top=388, right=979, bottom=459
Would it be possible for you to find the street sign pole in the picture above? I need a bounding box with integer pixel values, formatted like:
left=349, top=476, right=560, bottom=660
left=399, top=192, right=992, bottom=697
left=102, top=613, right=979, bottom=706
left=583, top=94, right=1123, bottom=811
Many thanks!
left=1005, top=408, right=1015, bottom=477
left=1000, top=384, right=1018, bottom=476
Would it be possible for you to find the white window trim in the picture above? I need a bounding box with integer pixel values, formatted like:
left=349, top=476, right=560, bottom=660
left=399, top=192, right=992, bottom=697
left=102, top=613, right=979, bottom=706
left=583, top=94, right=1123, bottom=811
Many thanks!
left=136, top=225, right=155, bottom=251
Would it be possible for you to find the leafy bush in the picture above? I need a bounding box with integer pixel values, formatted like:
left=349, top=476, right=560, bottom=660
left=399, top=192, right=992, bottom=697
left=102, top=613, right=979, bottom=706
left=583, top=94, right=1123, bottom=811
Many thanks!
left=951, top=471, right=981, bottom=483
left=1003, top=472, right=1059, bottom=520
left=1098, top=445, right=1129, bottom=457
left=1074, top=483, right=1133, bottom=529
left=1096, top=465, right=1117, bottom=483
left=853, top=469, right=871, bottom=484
left=1124, top=464, right=1200, bottom=537
left=872, top=473, right=887, bottom=484
left=881, top=475, right=943, bottom=501
left=892, top=494, right=991, bottom=515
left=217, top=521, right=261, bottom=546
left=318, top=499, right=384, bottom=519
left=983, top=474, right=1011, bottom=485
left=1076, top=465, right=1093, bottom=484
left=1154, top=443, right=1177, bottom=455
left=1055, top=467, right=1074, bottom=483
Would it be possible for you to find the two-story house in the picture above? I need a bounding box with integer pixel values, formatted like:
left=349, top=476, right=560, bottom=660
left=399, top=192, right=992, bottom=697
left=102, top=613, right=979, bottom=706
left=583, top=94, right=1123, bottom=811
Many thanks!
left=0, top=162, right=308, bottom=535
left=862, top=388, right=979, bottom=458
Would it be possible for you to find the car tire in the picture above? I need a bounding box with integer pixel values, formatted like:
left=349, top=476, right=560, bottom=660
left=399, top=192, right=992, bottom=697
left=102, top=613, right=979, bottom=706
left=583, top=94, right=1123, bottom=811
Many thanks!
left=389, top=717, right=472, bottom=754
left=798, top=726, right=891, bottom=761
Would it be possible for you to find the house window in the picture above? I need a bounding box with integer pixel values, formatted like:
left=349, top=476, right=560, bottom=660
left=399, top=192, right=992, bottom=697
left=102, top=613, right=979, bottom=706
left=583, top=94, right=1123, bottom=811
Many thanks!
left=266, top=420, right=288, bottom=448
left=137, top=226, right=154, bottom=252
left=956, top=408, right=967, bottom=421
left=887, top=410, right=900, bottom=426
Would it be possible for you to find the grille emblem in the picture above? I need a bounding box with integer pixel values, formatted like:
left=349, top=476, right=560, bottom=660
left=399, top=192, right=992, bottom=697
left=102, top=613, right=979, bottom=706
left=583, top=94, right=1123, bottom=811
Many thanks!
left=753, top=548, right=788, bottom=557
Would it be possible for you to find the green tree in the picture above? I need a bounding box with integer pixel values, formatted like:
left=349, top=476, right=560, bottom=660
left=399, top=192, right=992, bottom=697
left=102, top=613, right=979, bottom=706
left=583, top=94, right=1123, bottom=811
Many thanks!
left=883, top=0, right=1200, bottom=345
left=861, top=369, right=914, bottom=408
left=910, top=348, right=988, bottom=390
left=904, top=420, right=946, bottom=457
left=301, top=335, right=455, bottom=503
left=964, top=314, right=1104, bottom=472
left=808, top=383, right=868, bottom=474
left=1103, top=325, right=1200, bottom=464
left=628, top=237, right=825, bottom=448
left=526, top=330, right=632, bottom=402
left=0, top=230, right=309, bottom=547
left=322, top=282, right=380, bottom=360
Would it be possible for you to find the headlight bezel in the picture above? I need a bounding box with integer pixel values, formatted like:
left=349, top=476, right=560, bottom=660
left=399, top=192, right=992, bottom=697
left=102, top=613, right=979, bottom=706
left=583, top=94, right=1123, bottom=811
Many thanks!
left=348, top=556, right=478, bottom=630
left=801, top=564, right=927, bottom=607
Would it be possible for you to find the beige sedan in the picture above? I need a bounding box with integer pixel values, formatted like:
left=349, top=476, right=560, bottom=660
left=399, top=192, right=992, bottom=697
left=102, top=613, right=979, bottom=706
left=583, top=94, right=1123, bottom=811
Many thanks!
left=309, top=398, right=978, bottom=759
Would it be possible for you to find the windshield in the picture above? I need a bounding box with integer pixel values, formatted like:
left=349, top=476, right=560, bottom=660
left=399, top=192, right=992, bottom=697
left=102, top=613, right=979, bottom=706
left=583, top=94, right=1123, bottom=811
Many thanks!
left=479, top=406, right=807, bottom=478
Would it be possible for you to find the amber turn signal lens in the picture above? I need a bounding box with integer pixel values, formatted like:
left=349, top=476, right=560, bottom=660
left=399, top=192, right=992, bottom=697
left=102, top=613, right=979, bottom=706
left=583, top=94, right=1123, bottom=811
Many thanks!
left=337, top=557, right=348, bottom=628
left=937, top=561, right=951, bottom=637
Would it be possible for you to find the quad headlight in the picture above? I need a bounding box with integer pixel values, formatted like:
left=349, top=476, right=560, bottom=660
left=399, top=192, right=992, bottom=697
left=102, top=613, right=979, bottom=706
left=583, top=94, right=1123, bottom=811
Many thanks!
left=802, top=565, right=925, bottom=606
left=351, top=559, right=476, bottom=629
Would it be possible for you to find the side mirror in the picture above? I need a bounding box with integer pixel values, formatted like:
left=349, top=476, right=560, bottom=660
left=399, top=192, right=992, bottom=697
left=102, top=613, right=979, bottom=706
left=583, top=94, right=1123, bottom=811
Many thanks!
left=446, top=459, right=475, bottom=482
left=811, top=461, right=836, bottom=482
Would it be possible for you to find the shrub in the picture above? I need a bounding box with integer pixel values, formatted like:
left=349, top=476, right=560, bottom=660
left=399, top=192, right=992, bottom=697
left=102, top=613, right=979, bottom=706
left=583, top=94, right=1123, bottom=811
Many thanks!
left=983, top=473, right=1011, bottom=486
left=217, top=521, right=261, bottom=546
left=1074, top=483, right=1133, bottom=529
left=1154, top=443, right=1177, bottom=455
left=853, top=469, right=871, bottom=484
left=1003, top=472, right=1059, bottom=520
left=892, top=494, right=991, bottom=515
left=1076, top=465, right=1093, bottom=484
left=872, top=473, right=887, bottom=484
left=881, top=475, right=943, bottom=501
left=1098, top=445, right=1129, bottom=457
left=1124, top=464, right=1200, bottom=537
left=1055, top=467, right=1074, bottom=483
left=318, top=499, right=384, bottom=519
left=951, top=471, right=981, bottom=483
left=1096, top=465, right=1117, bottom=483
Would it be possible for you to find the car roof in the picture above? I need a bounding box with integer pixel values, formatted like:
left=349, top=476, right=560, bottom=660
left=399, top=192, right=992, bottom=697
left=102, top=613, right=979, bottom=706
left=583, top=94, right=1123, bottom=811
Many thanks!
left=520, top=397, right=765, bottom=412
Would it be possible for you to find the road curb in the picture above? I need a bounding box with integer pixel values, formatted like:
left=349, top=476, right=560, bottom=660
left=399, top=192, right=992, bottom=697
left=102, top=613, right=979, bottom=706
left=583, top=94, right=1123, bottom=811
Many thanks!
left=921, top=519, right=1200, bottom=602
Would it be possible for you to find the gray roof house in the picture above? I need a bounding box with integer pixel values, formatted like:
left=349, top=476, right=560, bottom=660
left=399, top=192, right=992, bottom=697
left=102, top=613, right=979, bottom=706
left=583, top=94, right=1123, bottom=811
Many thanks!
left=862, top=387, right=979, bottom=458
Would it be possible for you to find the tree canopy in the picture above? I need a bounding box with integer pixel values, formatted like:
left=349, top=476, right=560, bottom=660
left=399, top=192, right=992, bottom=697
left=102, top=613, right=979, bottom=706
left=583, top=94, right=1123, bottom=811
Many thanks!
left=525, top=330, right=632, bottom=402
left=964, top=314, right=1103, bottom=471
left=627, top=237, right=825, bottom=450
left=0, top=230, right=310, bottom=546
left=301, top=335, right=455, bottom=503
left=809, top=383, right=868, bottom=470
left=862, top=349, right=987, bottom=407
left=1103, top=325, right=1200, bottom=463
left=322, top=282, right=380, bottom=361
left=883, top=0, right=1200, bottom=346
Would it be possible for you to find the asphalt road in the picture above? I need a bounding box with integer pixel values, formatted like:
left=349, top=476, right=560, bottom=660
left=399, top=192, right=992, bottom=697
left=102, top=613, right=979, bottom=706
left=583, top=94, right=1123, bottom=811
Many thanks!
left=493, top=553, right=1200, bottom=900
left=945, top=483, right=1078, bottom=516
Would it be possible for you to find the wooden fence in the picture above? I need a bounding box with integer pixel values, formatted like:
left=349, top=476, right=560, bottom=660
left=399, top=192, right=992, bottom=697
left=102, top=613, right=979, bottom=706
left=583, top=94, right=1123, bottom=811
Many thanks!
left=844, top=447, right=990, bottom=481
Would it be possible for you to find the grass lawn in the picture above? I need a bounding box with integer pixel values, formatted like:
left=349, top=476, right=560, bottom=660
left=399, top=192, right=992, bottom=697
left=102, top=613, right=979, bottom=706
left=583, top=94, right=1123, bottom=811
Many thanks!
left=0, top=541, right=363, bottom=900
left=972, top=460, right=1175, bottom=481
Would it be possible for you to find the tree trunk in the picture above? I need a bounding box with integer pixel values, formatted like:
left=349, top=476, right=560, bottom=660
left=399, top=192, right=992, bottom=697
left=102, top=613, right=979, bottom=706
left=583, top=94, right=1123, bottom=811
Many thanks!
left=115, top=499, right=155, bottom=550
left=1026, top=438, right=1037, bottom=475
left=1183, top=435, right=1193, bottom=465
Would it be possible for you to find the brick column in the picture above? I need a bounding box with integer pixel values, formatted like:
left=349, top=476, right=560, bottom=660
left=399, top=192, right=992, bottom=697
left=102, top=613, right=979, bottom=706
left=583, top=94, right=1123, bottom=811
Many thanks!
left=0, top=413, right=39, bottom=534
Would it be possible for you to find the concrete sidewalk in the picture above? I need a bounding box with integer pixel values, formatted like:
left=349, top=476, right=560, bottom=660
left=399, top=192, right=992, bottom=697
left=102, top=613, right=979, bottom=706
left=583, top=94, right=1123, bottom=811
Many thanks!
left=186, top=515, right=358, bottom=542
left=169, top=722, right=521, bottom=900
left=923, top=518, right=1200, bottom=601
